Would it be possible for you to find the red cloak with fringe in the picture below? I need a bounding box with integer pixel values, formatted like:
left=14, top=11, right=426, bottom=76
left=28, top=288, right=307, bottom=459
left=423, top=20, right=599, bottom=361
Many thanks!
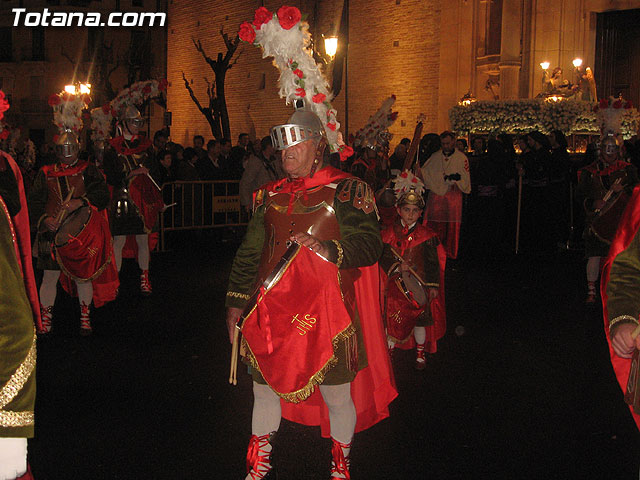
left=263, top=166, right=397, bottom=437
left=601, top=183, right=640, bottom=430
left=380, top=221, right=447, bottom=353
left=5, top=151, right=41, bottom=329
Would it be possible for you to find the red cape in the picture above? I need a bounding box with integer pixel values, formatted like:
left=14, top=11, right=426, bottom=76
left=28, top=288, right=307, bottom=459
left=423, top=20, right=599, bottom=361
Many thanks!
left=601, top=183, right=640, bottom=429
left=381, top=221, right=447, bottom=352
left=276, top=166, right=398, bottom=436
left=5, top=152, right=41, bottom=329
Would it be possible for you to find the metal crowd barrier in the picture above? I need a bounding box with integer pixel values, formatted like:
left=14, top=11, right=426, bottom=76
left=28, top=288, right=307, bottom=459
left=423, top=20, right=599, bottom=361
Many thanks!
left=159, top=180, right=249, bottom=250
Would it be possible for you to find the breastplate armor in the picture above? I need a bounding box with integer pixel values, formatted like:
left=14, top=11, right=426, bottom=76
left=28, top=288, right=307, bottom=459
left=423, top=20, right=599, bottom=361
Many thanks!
left=44, top=171, right=86, bottom=218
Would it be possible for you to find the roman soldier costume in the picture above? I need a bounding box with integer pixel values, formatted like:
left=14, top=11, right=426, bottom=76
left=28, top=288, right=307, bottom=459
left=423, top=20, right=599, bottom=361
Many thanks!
left=379, top=172, right=446, bottom=368
left=103, top=103, right=163, bottom=294
left=578, top=136, right=638, bottom=303
left=28, top=91, right=116, bottom=336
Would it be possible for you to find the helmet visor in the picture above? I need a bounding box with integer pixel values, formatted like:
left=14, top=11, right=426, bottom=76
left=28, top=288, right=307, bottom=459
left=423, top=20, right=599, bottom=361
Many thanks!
left=127, top=118, right=145, bottom=128
left=270, top=124, right=321, bottom=151
left=55, top=143, right=79, bottom=159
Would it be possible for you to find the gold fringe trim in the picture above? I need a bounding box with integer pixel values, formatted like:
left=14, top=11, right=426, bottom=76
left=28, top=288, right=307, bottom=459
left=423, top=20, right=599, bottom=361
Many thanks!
left=227, top=291, right=251, bottom=300
left=0, top=330, right=36, bottom=428
left=243, top=322, right=356, bottom=404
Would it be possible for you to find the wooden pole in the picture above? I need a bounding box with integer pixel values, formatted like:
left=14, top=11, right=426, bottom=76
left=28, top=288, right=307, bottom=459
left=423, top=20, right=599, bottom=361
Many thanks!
left=515, top=173, right=523, bottom=254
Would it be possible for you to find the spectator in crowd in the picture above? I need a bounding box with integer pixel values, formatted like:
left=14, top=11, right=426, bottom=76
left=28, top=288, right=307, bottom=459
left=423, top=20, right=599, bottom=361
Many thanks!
left=455, top=138, right=468, bottom=153
left=388, top=137, right=411, bottom=172
left=237, top=133, right=250, bottom=152
left=153, top=129, right=168, bottom=154
left=418, top=133, right=441, bottom=167
left=239, top=136, right=279, bottom=212
left=158, top=149, right=175, bottom=185
left=176, top=147, right=200, bottom=181
left=471, top=137, right=486, bottom=157
left=193, top=135, right=207, bottom=161
left=227, top=144, right=247, bottom=180
left=196, top=139, right=225, bottom=180
left=219, top=138, right=232, bottom=167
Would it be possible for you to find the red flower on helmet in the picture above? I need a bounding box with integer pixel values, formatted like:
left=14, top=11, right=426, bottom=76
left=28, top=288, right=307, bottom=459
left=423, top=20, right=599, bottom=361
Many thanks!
left=0, top=93, right=9, bottom=114
left=0, top=129, right=9, bottom=140
left=312, top=92, right=326, bottom=104
left=143, top=85, right=152, bottom=94
left=48, top=94, right=62, bottom=106
left=158, top=78, right=168, bottom=91
left=326, top=122, right=336, bottom=131
left=238, top=22, right=256, bottom=43
left=253, top=7, right=273, bottom=28
left=295, top=87, right=306, bottom=97
left=293, top=68, right=304, bottom=79
left=389, top=112, right=398, bottom=121
left=277, top=6, right=301, bottom=30
left=338, top=145, right=354, bottom=162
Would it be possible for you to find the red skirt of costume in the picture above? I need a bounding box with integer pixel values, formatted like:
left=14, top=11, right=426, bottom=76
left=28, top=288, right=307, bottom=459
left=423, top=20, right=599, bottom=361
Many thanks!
left=280, top=263, right=398, bottom=437
left=424, top=187, right=463, bottom=259
left=601, top=184, right=640, bottom=430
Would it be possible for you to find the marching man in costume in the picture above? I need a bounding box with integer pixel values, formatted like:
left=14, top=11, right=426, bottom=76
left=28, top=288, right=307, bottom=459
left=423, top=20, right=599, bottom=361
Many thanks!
left=0, top=100, right=40, bottom=479
left=29, top=92, right=115, bottom=335
left=379, top=172, right=445, bottom=369
left=419, top=131, right=471, bottom=260
left=578, top=98, right=638, bottom=304
left=103, top=82, right=164, bottom=295
left=228, top=7, right=396, bottom=479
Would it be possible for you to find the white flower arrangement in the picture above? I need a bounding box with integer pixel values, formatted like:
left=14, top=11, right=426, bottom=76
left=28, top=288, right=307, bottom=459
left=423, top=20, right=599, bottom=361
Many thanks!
left=449, top=99, right=640, bottom=139
left=393, top=170, right=424, bottom=201
left=239, top=6, right=342, bottom=153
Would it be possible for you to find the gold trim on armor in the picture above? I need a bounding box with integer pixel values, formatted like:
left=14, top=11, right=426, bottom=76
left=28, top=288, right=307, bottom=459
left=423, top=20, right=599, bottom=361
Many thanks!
left=268, top=199, right=335, bottom=215
left=331, top=240, right=344, bottom=269
left=227, top=291, right=251, bottom=300
left=425, top=283, right=439, bottom=288
left=0, top=331, right=36, bottom=428
left=609, top=315, right=639, bottom=334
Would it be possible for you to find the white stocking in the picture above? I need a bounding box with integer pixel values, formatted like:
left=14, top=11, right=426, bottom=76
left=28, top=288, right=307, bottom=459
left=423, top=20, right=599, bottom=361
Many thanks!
left=586, top=256, right=601, bottom=283
left=251, top=382, right=281, bottom=436
left=135, top=234, right=150, bottom=270
left=39, top=270, right=60, bottom=307
left=414, top=326, right=427, bottom=345
left=113, top=235, right=127, bottom=272
left=0, top=438, right=27, bottom=480
left=319, top=383, right=356, bottom=445
left=75, top=280, right=93, bottom=306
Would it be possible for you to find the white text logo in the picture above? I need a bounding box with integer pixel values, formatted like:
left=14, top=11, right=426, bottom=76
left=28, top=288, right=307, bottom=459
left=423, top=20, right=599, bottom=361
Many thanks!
left=12, top=8, right=166, bottom=27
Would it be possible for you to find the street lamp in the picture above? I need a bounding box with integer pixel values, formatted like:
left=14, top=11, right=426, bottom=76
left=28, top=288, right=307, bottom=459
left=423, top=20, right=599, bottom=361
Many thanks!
left=324, top=36, right=338, bottom=59
left=64, top=83, right=92, bottom=95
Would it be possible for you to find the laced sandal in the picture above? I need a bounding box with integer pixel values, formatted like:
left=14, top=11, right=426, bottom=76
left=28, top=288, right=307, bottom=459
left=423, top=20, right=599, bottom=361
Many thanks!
left=415, top=344, right=426, bottom=371
left=246, top=432, right=276, bottom=480
left=585, top=282, right=597, bottom=304
left=140, top=270, right=152, bottom=296
left=79, top=302, right=92, bottom=336
left=330, top=438, right=351, bottom=480
left=39, top=305, right=53, bottom=334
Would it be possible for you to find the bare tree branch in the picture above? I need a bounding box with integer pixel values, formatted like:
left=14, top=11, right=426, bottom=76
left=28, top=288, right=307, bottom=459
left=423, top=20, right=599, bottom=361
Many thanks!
left=182, top=72, right=205, bottom=113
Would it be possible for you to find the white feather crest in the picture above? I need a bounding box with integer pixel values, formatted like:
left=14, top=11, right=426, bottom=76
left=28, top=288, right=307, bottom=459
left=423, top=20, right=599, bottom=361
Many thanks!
left=393, top=170, right=425, bottom=200
left=240, top=7, right=341, bottom=152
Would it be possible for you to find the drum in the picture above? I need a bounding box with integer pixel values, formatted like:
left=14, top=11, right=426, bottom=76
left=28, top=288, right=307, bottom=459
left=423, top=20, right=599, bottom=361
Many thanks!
left=384, top=266, right=428, bottom=343
left=590, top=191, right=630, bottom=244
left=54, top=205, right=112, bottom=281
left=129, top=173, right=163, bottom=231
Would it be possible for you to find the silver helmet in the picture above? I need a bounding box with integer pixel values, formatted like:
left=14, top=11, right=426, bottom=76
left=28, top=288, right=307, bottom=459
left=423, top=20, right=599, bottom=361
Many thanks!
left=122, top=105, right=145, bottom=128
left=270, top=102, right=325, bottom=151
left=55, top=130, right=79, bottom=162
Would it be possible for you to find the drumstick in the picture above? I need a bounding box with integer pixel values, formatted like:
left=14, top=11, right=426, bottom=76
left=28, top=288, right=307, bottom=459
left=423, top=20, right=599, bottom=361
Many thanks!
left=389, top=246, right=428, bottom=286
left=229, top=326, right=239, bottom=385
left=55, top=187, right=76, bottom=224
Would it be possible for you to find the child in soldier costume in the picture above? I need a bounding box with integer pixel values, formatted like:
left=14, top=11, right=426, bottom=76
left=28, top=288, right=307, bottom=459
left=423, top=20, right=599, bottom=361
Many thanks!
left=379, top=172, right=441, bottom=369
